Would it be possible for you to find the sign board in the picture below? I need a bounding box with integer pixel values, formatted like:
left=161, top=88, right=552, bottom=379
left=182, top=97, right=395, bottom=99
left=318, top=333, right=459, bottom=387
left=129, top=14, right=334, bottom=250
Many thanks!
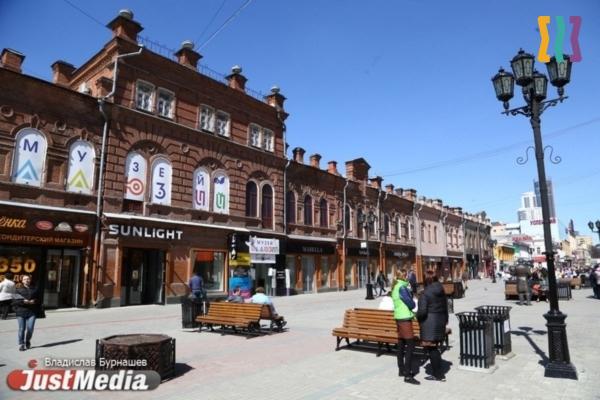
left=246, top=236, right=279, bottom=255
left=124, top=152, right=147, bottom=201
left=213, top=173, right=229, bottom=214
left=66, top=140, right=95, bottom=194
left=150, top=158, right=172, bottom=205
left=229, top=253, right=251, bottom=267
left=192, top=168, right=210, bottom=211
left=12, top=128, right=47, bottom=187
left=108, top=224, right=182, bottom=240
left=250, top=253, right=276, bottom=264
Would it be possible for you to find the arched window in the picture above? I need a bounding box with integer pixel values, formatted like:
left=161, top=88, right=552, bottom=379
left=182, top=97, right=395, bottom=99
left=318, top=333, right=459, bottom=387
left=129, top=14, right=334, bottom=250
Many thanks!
left=344, top=205, right=351, bottom=233
left=384, top=215, right=390, bottom=238
left=213, top=172, right=229, bottom=214
left=434, top=226, right=438, bottom=244
left=193, top=168, right=210, bottom=211
left=124, top=152, right=147, bottom=201
left=12, top=128, right=48, bottom=187
left=150, top=157, right=172, bottom=205
left=427, top=224, right=432, bottom=242
left=261, top=184, right=273, bottom=229
left=303, top=195, right=313, bottom=226
left=319, top=198, right=328, bottom=227
left=420, top=223, right=425, bottom=242
left=286, top=191, right=296, bottom=224
left=245, top=181, right=258, bottom=217
left=66, top=140, right=95, bottom=194
left=356, top=209, right=364, bottom=239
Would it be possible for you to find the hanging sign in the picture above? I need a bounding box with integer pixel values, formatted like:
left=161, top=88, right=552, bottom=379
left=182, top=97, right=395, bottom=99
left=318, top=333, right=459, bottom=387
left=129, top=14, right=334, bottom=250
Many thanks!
left=12, top=128, right=47, bottom=187
left=150, top=158, right=172, bottom=205
left=124, top=152, right=147, bottom=201
left=250, top=253, right=276, bottom=264
left=66, top=140, right=95, bottom=194
left=213, top=173, right=229, bottom=214
left=193, top=168, right=210, bottom=211
left=246, top=236, right=279, bottom=255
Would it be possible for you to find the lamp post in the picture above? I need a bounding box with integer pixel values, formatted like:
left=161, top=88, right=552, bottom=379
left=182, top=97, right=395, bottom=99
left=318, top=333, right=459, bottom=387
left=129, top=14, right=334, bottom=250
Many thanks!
left=489, top=239, right=497, bottom=283
left=358, top=208, right=377, bottom=300
left=491, top=49, right=577, bottom=379
left=588, top=220, right=600, bottom=242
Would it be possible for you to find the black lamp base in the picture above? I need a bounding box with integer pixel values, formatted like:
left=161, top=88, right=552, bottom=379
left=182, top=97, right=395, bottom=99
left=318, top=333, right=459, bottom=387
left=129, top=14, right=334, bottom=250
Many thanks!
left=365, top=283, right=374, bottom=300
left=545, top=361, right=578, bottom=380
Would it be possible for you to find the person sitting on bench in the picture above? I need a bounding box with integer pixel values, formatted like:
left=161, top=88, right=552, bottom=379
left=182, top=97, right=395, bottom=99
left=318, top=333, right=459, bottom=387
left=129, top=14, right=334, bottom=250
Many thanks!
left=251, top=287, right=286, bottom=326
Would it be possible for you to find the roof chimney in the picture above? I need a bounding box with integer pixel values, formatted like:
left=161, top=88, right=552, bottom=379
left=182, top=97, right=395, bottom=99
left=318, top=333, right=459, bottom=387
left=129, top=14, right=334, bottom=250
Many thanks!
left=434, top=199, right=443, bottom=208
left=309, top=154, right=321, bottom=168
left=369, top=176, right=383, bottom=189
left=226, top=65, right=247, bottom=92
left=403, top=189, right=417, bottom=201
left=51, top=60, right=75, bottom=86
left=107, top=9, right=143, bottom=43
left=394, top=188, right=404, bottom=197
left=1, top=48, right=25, bottom=73
left=292, top=147, right=305, bottom=164
left=327, top=161, right=339, bottom=175
left=265, top=86, right=286, bottom=110
left=345, top=158, right=370, bottom=182
left=174, top=40, right=201, bottom=70
left=385, top=184, right=395, bottom=194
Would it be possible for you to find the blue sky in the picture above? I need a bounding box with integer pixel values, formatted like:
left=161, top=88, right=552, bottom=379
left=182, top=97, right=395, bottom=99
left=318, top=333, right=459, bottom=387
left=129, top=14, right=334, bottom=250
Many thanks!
left=1, top=0, right=599, bottom=242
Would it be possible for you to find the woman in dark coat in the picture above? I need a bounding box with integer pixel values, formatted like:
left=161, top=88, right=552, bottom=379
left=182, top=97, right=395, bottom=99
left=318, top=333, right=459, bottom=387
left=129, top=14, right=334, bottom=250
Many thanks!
left=416, top=270, right=449, bottom=381
left=12, top=274, right=40, bottom=351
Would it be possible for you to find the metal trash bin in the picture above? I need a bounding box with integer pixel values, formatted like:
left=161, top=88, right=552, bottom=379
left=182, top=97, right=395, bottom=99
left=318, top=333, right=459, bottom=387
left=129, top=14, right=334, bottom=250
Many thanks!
left=181, top=297, right=204, bottom=329
left=557, top=280, right=572, bottom=300
left=475, top=305, right=512, bottom=356
left=456, top=312, right=495, bottom=369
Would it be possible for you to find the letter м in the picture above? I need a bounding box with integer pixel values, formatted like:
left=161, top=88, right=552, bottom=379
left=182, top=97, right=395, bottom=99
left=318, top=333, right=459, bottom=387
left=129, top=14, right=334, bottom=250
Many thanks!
left=23, top=139, right=39, bottom=153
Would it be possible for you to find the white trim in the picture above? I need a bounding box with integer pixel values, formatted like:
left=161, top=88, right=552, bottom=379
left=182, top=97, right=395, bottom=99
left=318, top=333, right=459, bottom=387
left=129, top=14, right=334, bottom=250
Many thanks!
left=287, top=234, right=337, bottom=243
left=0, top=200, right=96, bottom=215
left=103, top=213, right=249, bottom=232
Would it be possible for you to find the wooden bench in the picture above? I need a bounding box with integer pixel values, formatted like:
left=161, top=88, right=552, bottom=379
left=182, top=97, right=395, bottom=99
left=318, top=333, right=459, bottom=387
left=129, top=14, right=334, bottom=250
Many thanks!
left=259, top=304, right=287, bottom=332
left=332, top=308, right=450, bottom=356
left=196, top=302, right=263, bottom=334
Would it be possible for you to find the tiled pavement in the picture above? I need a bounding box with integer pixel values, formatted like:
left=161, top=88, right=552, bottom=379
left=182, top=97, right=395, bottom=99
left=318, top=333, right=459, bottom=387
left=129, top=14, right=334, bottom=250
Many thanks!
left=0, top=280, right=598, bottom=399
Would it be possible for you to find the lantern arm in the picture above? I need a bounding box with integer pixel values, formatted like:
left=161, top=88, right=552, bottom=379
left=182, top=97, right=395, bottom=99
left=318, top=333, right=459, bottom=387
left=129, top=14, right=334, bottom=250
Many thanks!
left=503, top=96, right=568, bottom=117
left=540, top=96, right=568, bottom=114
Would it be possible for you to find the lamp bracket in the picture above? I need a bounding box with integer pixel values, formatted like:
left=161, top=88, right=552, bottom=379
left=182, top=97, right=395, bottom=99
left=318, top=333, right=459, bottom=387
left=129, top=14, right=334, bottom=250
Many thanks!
left=502, top=96, right=568, bottom=117
left=544, top=145, right=562, bottom=164
left=516, top=146, right=535, bottom=165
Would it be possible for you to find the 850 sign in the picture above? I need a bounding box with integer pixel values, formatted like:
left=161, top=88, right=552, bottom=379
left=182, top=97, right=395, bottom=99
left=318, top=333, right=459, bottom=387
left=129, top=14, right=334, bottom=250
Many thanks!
left=0, top=256, right=37, bottom=274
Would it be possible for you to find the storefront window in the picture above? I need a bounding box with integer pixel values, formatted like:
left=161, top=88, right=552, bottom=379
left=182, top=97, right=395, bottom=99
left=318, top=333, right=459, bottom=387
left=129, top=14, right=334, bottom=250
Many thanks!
left=286, top=255, right=297, bottom=291
left=320, top=256, right=330, bottom=288
left=345, top=259, right=353, bottom=288
left=192, top=250, right=224, bottom=291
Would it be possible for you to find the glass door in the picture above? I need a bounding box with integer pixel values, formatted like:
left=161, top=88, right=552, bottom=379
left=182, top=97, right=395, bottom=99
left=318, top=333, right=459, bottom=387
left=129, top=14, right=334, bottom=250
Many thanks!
left=302, top=256, right=315, bottom=293
left=358, top=260, right=367, bottom=288
left=44, top=249, right=81, bottom=308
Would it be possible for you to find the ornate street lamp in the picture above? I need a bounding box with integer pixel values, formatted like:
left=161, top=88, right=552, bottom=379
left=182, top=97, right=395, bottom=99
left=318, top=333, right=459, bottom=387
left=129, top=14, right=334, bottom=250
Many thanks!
left=491, top=50, right=577, bottom=380
left=588, top=220, right=600, bottom=242
left=358, top=208, right=377, bottom=300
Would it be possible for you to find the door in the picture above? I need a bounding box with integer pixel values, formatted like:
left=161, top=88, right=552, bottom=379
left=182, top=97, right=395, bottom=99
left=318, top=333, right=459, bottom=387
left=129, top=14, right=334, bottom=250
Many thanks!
left=44, top=249, right=81, bottom=308
left=302, top=256, right=315, bottom=293
left=358, top=260, right=368, bottom=288
left=121, top=248, right=165, bottom=306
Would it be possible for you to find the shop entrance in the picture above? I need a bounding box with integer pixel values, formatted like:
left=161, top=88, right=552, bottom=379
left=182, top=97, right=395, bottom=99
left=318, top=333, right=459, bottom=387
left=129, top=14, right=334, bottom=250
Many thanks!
left=301, top=256, right=315, bottom=293
left=357, top=260, right=368, bottom=288
left=121, top=248, right=165, bottom=306
left=44, top=249, right=81, bottom=308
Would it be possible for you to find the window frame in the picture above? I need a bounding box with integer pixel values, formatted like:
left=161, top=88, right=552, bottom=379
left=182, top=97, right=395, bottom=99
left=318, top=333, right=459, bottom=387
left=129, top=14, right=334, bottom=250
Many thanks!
left=286, top=190, right=296, bottom=224
left=303, top=194, right=313, bottom=226
left=249, top=123, right=262, bottom=148
left=319, top=198, right=328, bottom=228
left=135, top=80, right=155, bottom=113
left=156, top=87, right=175, bottom=119
left=262, top=128, right=274, bottom=152
left=199, top=104, right=215, bottom=133
left=215, top=110, right=231, bottom=137
left=245, top=180, right=258, bottom=218
left=261, top=183, right=274, bottom=230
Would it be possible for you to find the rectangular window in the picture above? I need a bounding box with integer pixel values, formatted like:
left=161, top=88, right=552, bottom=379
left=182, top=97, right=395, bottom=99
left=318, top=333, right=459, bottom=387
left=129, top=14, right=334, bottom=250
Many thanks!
left=191, top=250, right=225, bottom=292
left=135, top=81, right=154, bottom=112
left=199, top=105, right=215, bottom=132
left=401, top=222, right=408, bottom=239
left=215, top=111, right=230, bottom=137
left=263, top=129, right=274, bottom=152
left=249, top=124, right=261, bottom=147
left=156, top=89, right=174, bottom=118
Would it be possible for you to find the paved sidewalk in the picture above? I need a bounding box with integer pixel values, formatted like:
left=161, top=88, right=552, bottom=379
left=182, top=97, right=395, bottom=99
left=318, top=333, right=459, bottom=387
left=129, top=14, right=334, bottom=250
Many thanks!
left=0, top=280, right=598, bottom=399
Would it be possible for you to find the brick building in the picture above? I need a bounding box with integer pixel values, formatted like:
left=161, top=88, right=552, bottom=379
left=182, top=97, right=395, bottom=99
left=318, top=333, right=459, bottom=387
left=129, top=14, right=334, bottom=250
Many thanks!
left=0, top=10, right=492, bottom=309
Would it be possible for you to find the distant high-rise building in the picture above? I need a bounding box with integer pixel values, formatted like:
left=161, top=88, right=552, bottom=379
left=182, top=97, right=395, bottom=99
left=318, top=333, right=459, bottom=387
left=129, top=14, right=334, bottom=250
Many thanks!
left=534, top=179, right=556, bottom=219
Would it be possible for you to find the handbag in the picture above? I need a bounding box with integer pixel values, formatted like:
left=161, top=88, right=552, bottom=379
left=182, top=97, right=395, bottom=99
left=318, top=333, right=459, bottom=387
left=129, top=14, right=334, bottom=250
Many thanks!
left=35, top=304, right=46, bottom=319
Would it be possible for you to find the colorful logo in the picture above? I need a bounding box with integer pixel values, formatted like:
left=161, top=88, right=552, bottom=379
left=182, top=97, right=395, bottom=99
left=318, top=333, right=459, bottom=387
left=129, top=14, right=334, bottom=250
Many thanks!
left=537, top=16, right=582, bottom=63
